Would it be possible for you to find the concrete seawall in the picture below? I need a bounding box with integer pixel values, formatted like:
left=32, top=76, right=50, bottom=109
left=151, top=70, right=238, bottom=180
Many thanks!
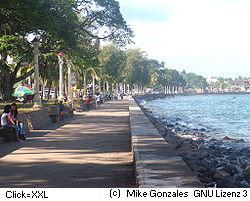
left=129, top=97, right=202, bottom=187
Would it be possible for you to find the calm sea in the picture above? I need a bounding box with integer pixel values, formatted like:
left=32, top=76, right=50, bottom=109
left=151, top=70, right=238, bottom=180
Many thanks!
left=144, top=94, right=250, bottom=145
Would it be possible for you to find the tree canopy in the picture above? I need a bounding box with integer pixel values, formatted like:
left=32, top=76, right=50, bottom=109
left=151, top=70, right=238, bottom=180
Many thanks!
left=0, top=0, right=133, bottom=100
left=181, top=71, right=208, bottom=89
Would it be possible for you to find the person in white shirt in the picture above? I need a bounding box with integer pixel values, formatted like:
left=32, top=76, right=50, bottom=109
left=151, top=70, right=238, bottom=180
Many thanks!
left=95, top=92, right=101, bottom=110
left=1, top=105, right=21, bottom=141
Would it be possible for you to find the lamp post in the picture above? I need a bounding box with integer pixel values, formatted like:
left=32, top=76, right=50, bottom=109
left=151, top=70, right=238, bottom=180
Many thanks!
left=31, top=36, right=42, bottom=109
left=92, top=76, right=95, bottom=95
left=58, top=52, right=65, bottom=101
left=67, top=59, right=73, bottom=102
left=83, top=69, right=87, bottom=97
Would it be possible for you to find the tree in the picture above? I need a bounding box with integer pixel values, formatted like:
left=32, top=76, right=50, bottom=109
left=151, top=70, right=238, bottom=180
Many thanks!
left=77, top=0, right=133, bottom=45
left=124, top=49, right=150, bottom=87
left=99, top=44, right=126, bottom=83
left=0, top=0, right=133, bottom=100
left=183, top=72, right=208, bottom=89
left=0, top=35, right=33, bottom=100
left=0, top=0, right=79, bottom=100
left=158, top=69, right=186, bottom=89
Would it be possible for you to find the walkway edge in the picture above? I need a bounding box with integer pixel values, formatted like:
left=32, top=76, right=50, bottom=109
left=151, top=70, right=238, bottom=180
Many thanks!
left=128, top=97, right=203, bottom=187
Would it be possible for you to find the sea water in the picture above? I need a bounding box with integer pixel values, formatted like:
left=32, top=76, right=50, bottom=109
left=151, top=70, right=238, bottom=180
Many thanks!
left=144, top=94, right=250, bottom=145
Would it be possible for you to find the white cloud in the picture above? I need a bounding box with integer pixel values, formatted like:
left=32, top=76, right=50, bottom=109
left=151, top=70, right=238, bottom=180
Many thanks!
left=118, top=0, right=250, bottom=78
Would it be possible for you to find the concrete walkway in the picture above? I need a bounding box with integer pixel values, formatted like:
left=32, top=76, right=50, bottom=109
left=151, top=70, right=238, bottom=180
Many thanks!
left=0, top=99, right=135, bottom=188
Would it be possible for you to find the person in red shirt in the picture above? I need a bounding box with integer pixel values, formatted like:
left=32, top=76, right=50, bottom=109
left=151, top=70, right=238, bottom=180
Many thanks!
left=85, top=96, right=92, bottom=110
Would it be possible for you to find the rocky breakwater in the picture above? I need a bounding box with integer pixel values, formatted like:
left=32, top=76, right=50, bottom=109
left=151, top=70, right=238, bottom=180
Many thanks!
left=134, top=97, right=250, bottom=188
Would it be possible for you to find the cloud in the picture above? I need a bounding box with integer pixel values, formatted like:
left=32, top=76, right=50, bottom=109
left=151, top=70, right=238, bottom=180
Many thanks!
left=118, top=0, right=250, bottom=77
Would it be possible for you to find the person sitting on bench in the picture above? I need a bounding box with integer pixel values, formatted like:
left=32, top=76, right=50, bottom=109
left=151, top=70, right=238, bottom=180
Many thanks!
left=1, top=105, right=21, bottom=141
left=9, top=103, right=26, bottom=140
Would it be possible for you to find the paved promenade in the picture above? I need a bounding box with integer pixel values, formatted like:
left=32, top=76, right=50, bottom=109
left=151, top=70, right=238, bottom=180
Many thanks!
left=0, top=99, right=135, bottom=187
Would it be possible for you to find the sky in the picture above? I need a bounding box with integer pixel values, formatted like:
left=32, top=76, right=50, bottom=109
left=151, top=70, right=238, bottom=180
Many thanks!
left=117, top=0, right=250, bottom=78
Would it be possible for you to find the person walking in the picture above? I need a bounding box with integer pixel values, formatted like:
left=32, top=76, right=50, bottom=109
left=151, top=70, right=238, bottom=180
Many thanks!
left=95, top=92, right=101, bottom=110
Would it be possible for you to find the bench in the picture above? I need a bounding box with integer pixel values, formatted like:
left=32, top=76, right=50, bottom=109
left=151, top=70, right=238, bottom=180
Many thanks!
left=0, top=127, right=18, bottom=143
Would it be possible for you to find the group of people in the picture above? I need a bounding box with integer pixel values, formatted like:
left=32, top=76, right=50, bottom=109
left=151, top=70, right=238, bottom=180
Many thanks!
left=0, top=103, right=26, bottom=141
left=84, top=92, right=102, bottom=110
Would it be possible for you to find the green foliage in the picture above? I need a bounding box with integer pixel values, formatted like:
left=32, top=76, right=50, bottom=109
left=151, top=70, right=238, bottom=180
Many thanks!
left=0, top=34, right=33, bottom=100
left=0, top=35, right=32, bottom=63
left=77, top=0, right=134, bottom=45
left=99, top=46, right=187, bottom=90
left=182, top=72, right=208, bottom=89
left=0, top=0, right=133, bottom=100
left=158, top=69, right=186, bottom=87
left=124, top=49, right=150, bottom=86
left=99, top=44, right=126, bottom=82
left=0, top=0, right=79, bottom=46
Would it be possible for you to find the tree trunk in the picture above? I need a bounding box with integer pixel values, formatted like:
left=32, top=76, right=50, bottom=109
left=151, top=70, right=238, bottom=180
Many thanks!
left=47, top=81, right=52, bottom=101
left=0, top=72, right=15, bottom=101
left=54, top=87, right=58, bottom=99
left=0, top=56, right=34, bottom=101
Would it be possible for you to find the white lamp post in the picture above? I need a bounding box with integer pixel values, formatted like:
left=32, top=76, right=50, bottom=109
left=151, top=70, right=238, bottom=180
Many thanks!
left=92, top=76, right=95, bottom=95
left=67, top=59, right=73, bottom=102
left=83, top=69, right=87, bottom=97
left=58, top=52, right=65, bottom=101
left=31, top=36, right=42, bottom=109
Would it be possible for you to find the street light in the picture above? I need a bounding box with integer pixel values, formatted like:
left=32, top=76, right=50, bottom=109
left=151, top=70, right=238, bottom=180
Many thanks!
left=57, top=51, right=65, bottom=101
left=31, top=36, right=42, bottom=109
left=67, top=59, right=73, bottom=102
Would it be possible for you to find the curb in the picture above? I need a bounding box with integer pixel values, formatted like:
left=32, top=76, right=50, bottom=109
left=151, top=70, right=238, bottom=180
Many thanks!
left=128, top=97, right=202, bottom=188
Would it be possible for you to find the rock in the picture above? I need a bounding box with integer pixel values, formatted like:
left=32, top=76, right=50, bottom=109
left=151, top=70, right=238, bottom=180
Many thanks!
left=200, top=176, right=213, bottom=183
left=245, top=166, right=250, bottom=181
left=213, top=169, right=231, bottom=180
left=216, top=177, right=238, bottom=188
left=227, top=153, right=237, bottom=161
left=221, top=163, right=239, bottom=176
left=208, top=144, right=216, bottom=149
left=241, top=147, right=250, bottom=153
left=226, top=148, right=234, bottom=153
left=205, top=182, right=217, bottom=187
left=235, top=139, right=245, bottom=143
left=240, top=181, right=250, bottom=188
left=234, top=173, right=244, bottom=181
left=177, top=147, right=194, bottom=157
left=222, top=136, right=233, bottom=141
left=166, top=123, right=175, bottom=128
left=194, top=165, right=207, bottom=174
left=175, top=127, right=181, bottom=132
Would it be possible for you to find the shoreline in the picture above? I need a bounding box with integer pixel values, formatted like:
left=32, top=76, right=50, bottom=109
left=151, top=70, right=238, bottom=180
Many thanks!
left=134, top=95, right=250, bottom=188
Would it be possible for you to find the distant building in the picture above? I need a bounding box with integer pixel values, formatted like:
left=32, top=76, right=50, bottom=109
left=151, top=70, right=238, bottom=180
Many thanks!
left=230, top=79, right=250, bottom=92
left=207, top=77, right=219, bottom=84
